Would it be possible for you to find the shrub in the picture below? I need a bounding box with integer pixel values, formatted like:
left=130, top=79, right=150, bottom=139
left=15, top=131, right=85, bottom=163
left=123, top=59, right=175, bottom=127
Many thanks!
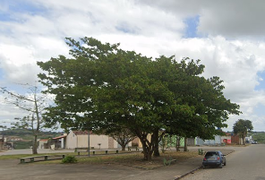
left=62, top=155, right=77, bottom=164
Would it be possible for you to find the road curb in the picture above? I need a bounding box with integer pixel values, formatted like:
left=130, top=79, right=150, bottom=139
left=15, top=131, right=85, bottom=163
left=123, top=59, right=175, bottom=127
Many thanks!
left=174, top=149, right=235, bottom=179
left=174, top=165, right=202, bottom=180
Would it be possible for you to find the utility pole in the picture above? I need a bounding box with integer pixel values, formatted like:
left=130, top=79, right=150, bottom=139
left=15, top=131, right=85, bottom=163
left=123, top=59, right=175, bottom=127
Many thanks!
left=88, top=130, right=90, bottom=156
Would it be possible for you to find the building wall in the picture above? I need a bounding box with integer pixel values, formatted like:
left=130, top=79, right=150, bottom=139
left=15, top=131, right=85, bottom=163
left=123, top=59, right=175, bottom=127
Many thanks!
left=108, top=137, right=114, bottom=149
left=195, top=137, right=204, bottom=146
left=221, top=136, right=232, bottom=144
left=38, top=140, right=48, bottom=149
left=66, top=131, right=77, bottom=149
left=231, top=135, right=242, bottom=144
left=76, top=134, right=89, bottom=148
left=204, top=135, right=222, bottom=145
left=187, top=138, right=195, bottom=146
left=90, top=134, right=109, bottom=149
left=65, top=131, right=119, bottom=149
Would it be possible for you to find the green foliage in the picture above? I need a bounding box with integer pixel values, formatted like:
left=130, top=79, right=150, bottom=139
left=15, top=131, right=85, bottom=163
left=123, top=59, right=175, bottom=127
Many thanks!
left=1, top=128, right=61, bottom=149
left=251, top=132, right=265, bottom=144
left=233, top=119, right=253, bottom=136
left=233, top=119, right=253, bottom=144
left=2, top=128, right=60, bottom=137
left=37, top=37, right=241, bottom=160
left=62, top=155, right=77, bottom=164
left=13, top=141, right=33, bottom=149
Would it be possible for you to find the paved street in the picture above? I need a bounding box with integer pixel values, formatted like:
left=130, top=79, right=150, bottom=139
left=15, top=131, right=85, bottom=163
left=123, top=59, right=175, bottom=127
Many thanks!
left=181, top=144, right=265, bottom=180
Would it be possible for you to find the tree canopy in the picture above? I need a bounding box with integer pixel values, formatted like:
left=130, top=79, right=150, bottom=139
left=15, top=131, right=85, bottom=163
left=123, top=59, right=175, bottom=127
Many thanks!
left=37, top=37, right=241, bottom=160
left=233, top=119, right=253, bottom=145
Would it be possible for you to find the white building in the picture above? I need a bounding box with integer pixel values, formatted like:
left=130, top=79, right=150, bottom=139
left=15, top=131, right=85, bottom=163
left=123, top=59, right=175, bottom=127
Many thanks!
left=65, top=131, right=119, bottom=149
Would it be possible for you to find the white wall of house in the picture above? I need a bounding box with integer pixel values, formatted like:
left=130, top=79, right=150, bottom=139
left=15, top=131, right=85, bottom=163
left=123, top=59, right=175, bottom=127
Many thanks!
left=38, top=140, right=48, bottom=149
left=65, top=131, right=77, bottom=149
left=90, top=134, right=109, bottom=149
left=65, top=131, right=119, bottom=149
left=204, top=135, right=222, bottom=145
left=195, top=137, right=204, bottom=146
left=76, top=134, right=89, bottom=148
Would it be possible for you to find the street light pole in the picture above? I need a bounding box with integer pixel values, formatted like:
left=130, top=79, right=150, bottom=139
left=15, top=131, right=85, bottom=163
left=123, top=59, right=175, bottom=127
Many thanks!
left=88, top=130, right=90, bottom=157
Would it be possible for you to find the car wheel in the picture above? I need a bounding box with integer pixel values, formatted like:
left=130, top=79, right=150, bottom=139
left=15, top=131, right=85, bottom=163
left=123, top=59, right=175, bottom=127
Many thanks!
left=224, top=162, right=226, bottom=166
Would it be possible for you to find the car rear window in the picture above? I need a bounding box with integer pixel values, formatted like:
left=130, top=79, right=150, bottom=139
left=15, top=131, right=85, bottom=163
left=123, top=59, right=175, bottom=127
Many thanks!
left=205, top=152, right=218, bottom=156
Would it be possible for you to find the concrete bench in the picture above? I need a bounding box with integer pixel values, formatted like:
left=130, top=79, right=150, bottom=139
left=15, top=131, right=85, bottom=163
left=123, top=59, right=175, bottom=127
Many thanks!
left=127, top=146, right=139, bottom=151
left=75, top=147, right=94, bottom=155
left=20, top=154, right=65, bottom=163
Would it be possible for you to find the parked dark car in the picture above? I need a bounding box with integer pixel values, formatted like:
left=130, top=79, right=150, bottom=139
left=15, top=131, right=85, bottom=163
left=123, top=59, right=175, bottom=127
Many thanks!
left=202, top=150, right=226, bottom=168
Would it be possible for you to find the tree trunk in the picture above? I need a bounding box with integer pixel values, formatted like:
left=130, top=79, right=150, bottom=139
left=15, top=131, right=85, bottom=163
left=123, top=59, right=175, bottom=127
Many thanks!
left=242, top=136, right=245, bottom=145
left=137, top=133, right=154, bottom=161
left=153, top=130, right=160, bottom=157
left=184, top=137, right=188, bottom=152
left=176, top=136, right=180, bottom=151
left=32, top=135, right=38, bottom=154
left=121, top=144, right=126, bottom=151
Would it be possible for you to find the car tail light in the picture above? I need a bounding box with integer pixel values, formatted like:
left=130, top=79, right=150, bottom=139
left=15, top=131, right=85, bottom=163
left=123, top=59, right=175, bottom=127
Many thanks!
left=203, top=157, right=206, bottom=161
left=217, top=157, right=220, bottom=160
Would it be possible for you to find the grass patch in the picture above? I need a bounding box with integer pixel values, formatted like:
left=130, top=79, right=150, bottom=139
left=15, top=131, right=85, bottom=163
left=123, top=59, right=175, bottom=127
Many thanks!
left=75, top=151, right=199, bottom=169
left=62, top=155, right=77, bottom=163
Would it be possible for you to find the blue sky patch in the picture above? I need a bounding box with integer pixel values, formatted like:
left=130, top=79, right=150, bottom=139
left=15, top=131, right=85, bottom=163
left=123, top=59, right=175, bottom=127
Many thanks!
left=255, top=71, right=265, bottom=91
left=183, top=15, right=200, bottom=38
left=115, top=22, right=137, bottom=34
left=0, top=13, right=13, bottom=21
left=0, top=0, right=46, bottom=22
left=8, top=0, right=45, bottom=14
left=254, top=104, right=265, bottom=116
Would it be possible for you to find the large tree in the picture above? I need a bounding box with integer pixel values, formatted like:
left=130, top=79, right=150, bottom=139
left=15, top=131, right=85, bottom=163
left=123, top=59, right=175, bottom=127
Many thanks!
left=38, top=37, right=240, bottom=160
left=233, top=119, right=253, bottom=145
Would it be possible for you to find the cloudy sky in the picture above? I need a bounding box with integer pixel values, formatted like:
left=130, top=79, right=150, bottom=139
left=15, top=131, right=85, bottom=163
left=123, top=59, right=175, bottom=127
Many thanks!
left=1, top=0, right=265, bottom=132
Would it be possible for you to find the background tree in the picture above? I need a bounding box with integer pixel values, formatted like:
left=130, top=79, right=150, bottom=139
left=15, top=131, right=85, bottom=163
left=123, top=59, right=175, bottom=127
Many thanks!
left=0, top=85, right=47, bottom=154
left=38, top=37, right=240, bottom=160
left=106, top=127, right=136, bottom=151
left=233, top=119, right=253, bottom=145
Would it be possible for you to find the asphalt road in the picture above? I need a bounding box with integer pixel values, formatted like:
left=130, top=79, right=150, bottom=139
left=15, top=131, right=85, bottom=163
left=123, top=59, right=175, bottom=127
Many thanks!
left=181, top=144, right=265, bottom=180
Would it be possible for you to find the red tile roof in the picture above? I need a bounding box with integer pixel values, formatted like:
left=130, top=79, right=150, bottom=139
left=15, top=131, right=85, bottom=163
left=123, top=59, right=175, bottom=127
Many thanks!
left=52, top=135, right=67, bottom=140
left=72, top=131, right=92, bottom=135
left=39, top=139, right=49, bottom=142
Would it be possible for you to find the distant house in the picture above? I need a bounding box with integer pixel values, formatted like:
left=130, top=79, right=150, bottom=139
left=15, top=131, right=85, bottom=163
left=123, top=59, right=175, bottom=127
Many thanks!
left=52, top=134, right=67, bottom=149
left=231, top=134, right=244, bottom=145
left=38, top=139, right=49, bottom=149
left=221, top=133, right=232, bottom=144
left=65, top=131, right=119, bottom=149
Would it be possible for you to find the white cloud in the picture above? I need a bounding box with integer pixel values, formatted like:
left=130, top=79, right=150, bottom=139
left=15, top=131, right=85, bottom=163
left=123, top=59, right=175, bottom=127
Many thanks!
left=1, top=0, right=265, bottom=131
